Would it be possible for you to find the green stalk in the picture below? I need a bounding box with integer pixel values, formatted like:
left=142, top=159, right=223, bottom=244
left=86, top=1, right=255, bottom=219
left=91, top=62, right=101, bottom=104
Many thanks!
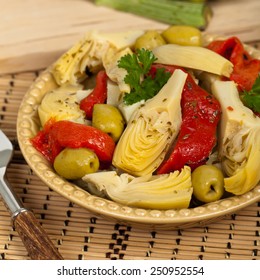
left=94, top=0, right=212, bottom=29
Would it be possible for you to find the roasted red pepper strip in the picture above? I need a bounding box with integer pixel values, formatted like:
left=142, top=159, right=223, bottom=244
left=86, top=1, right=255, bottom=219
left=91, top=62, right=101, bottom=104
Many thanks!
left=207, top=36, right=260, bottom=92
left=80, top=70, right=108, bottom=119
left=31, top=119, right=115, bottom=164
left=151, top=65, right=221, bottom=174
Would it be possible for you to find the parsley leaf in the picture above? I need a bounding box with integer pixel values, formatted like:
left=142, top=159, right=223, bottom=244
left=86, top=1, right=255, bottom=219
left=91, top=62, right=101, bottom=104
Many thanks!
left=118, top=49, right=171, bottom=105
left=241, top=75, right=260, bottom=113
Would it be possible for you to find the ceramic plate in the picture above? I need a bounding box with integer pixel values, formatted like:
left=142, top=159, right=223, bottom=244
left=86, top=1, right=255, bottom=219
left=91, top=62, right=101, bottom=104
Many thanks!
left=17, top=33, right=260, bottom=230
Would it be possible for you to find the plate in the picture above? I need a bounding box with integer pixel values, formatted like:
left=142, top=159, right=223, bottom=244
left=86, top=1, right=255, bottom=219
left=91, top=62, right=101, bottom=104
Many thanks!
left=17, top=34, right=260, bottom=230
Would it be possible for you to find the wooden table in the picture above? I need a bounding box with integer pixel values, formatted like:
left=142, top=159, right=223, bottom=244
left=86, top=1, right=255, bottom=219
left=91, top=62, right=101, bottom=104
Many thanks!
left=0, top=0, right=260, bottom=260
left=1, top=0, right=260, bottom=74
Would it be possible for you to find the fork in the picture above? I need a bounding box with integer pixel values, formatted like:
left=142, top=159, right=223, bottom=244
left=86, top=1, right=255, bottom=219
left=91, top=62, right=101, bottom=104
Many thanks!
left=0, top=129, right=63, bottom=260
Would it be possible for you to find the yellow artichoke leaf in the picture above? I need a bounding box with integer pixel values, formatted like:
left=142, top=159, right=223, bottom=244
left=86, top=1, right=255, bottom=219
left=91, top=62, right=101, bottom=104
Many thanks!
left=223, top=131, right=260, bottom=195
left=211, top=80, right=260, bottom=195
left=37, top=84, right=86, bottom=127
left=68, top=39, right=96, bottom=85
left=125, top=188, right=193, bottom=210
left=52, top=30, right=144, bottom=87
left=52, top=35, right=94, bottom=85
left=79, top=39, right=112, bottom=75
left=112, top=69, right=188, bottom=176
left=126, top=166, right=192, bottom=194
left=82, top=166, right=192, bottom=210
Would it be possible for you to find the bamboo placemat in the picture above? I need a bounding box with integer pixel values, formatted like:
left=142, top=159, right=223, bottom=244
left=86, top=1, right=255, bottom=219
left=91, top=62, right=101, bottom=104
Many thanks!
left=1, top=53, right=260, bottom=260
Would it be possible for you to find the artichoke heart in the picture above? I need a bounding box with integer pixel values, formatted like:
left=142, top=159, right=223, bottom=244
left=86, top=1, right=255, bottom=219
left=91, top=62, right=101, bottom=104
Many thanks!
left=112, top=69, right=188, bottom=176
left=212, top=80, right=260, bottom=195
left=52, top=30, right=144, bottom=86
left=38, top=84, right=86, bottom=127
left=52, top=32, right=112, bottom=86
left=82, top=166, right=192, bottom=210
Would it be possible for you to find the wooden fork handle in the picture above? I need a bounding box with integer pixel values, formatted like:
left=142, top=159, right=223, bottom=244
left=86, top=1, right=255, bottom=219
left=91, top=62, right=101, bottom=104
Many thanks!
left=13, top=210, right=63, bottom=260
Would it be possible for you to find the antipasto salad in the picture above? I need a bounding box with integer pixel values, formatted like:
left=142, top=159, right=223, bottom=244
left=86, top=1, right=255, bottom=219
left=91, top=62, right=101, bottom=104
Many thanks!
left=31, top=25, right=260, bottom=210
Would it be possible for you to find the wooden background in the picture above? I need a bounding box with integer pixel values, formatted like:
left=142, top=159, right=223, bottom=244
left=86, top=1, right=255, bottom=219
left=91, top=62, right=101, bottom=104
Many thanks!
left=0, top=0, right=259, bottom=74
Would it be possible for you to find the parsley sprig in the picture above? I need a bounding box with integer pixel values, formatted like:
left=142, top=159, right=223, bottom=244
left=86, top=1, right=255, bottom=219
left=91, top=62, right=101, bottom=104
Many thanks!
left=241, top=75, right=260, bottom=113
left=118, top=49, right=171, bottom=105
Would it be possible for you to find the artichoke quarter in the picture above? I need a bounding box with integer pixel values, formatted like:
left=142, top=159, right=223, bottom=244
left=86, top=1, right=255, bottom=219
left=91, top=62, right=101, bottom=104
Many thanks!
left=52, top=30, right=144, bottom=86
left=112, top=69, right=188, bottom=176
left=37, top=84, right=85, bottom=127
left=82, top=166, right=192, bottom=210
left=212, top=80, right=260, bottom=195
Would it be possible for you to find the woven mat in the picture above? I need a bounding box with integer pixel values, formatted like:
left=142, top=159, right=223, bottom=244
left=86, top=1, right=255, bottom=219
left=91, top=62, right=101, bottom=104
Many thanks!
left=1, top=61, right=260, bottom=260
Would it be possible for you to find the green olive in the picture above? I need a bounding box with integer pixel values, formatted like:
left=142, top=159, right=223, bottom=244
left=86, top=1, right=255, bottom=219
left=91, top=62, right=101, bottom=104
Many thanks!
left=162, top=25, right=202, bottom=46
left=53, top=147, right=99, bottom=180
left=134, top=30, right=166, bottom=50
left=191, top=165, right=225, bottom=203
left=92, top=104, right=125, bottom=142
